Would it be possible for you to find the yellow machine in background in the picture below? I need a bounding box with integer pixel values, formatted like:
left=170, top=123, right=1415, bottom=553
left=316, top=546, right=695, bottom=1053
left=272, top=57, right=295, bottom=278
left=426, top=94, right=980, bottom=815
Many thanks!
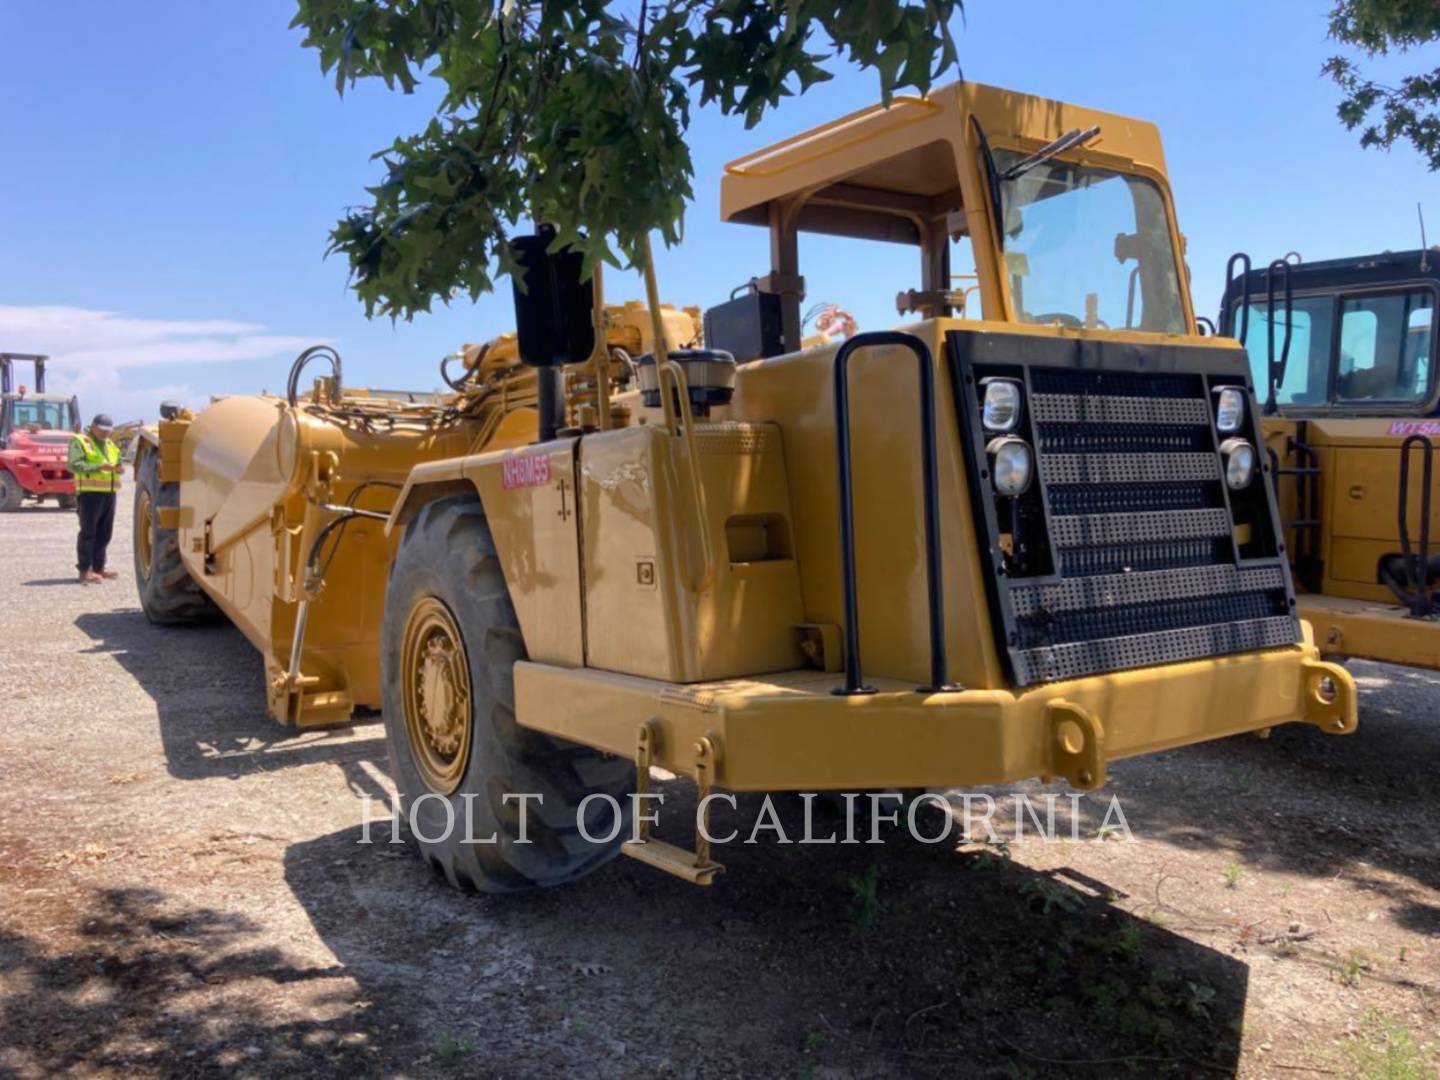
left=1220, top=250, right=1440, bottom=669
left=136, top=81, right=1356, bottom=892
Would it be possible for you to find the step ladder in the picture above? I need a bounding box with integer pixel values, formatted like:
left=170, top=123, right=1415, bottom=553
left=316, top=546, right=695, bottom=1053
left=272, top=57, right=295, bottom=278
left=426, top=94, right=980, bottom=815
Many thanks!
left=1267, top=421, right=1323, bottom=593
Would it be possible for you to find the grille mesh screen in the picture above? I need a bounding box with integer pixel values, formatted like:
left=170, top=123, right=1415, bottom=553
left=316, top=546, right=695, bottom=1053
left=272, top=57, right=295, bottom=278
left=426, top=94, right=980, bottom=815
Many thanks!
left=982, top=364, right=1298, bottom=685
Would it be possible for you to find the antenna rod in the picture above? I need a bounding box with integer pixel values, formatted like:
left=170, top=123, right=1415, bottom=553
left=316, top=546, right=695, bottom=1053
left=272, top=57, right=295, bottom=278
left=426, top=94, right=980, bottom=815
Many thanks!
left=1420, top=203, right=1430, bottom=273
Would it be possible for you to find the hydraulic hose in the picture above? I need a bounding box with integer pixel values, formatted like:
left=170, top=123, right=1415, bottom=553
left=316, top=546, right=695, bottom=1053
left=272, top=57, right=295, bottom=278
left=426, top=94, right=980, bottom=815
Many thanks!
left=1379, top=554, right=1440, bottom=614
left=440, top=352, right=469, bottom=391
left=287, top=345, right=343, bottom=407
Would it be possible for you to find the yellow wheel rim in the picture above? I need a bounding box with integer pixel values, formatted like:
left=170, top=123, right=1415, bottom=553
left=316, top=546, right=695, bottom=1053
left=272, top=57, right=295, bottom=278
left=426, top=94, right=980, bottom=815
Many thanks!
left=400, top=596, right=472, bottom=795
left=136, top=488, right=154, bottom=580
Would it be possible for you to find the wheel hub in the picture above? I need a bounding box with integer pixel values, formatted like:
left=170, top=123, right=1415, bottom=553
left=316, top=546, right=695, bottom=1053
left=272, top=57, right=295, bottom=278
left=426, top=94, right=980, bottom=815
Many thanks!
left=135, top=488, right=154, bottom=580
left=418, top=636, right=463, bottom=754
left=401, top=597, right=472, bottom=795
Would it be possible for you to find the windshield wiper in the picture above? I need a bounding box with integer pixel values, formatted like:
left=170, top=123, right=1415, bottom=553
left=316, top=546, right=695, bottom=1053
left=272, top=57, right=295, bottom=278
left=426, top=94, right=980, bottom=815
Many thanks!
left=1000, top=126, right=1102, bottom=182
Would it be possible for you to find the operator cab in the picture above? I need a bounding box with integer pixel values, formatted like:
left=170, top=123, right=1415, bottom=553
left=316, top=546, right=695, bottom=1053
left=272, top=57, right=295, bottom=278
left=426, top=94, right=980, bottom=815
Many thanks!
left=2, top=395, right=78, bottom=437
left=0, top=352, right=78, bottom=446
left=1220, top=250, right=1439, bottom=416
left=713, top=81, right=1197, bottom=357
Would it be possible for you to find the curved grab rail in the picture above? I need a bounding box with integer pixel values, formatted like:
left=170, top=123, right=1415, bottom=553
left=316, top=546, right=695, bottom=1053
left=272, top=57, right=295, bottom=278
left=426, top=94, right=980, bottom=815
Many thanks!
left=1398, top=434, right=1434, bottom=617
left=1221, top=252, right=1252, bottom=342
left=1262, top=259, right=1294, bottom=414
left=832, top=331, right=955, bottom=695
left=659, top=360, right=716, bottom=594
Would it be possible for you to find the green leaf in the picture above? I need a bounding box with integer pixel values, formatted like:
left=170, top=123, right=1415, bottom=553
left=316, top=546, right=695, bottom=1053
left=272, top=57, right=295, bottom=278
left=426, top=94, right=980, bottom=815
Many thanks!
left=293, top=0, right=966, bottom=317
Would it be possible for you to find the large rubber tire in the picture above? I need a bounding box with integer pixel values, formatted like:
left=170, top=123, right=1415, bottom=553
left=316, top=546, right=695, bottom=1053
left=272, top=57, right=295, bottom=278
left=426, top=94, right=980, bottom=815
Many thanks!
left=381, top=496, right=633, bottom=892
left=0, top=471, right=24, bottom=511
left=58, top=494, right=76, bottom=510
left=134, top=448, right=216, bottom=624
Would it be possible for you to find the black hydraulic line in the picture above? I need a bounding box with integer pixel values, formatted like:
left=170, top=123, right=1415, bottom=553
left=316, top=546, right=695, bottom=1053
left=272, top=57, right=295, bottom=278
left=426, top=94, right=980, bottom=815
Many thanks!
left=441, top=342, right=489, bottom=392
left=345, top=478, right=404, bottom=510
left=831, top=331, right=957, bottom=696
left=440, top=352, right=469, bottom=391
left=287, top=345, right=343, bottom=407
left=305, top=487, right=401, bottom=591
left=1381, top=554, right=1440, bottom=609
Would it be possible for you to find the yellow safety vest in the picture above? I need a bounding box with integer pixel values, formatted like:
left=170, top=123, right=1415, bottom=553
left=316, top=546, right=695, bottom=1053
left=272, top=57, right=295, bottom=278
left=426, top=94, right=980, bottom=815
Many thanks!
left=68, top=434, right=122, bottom=494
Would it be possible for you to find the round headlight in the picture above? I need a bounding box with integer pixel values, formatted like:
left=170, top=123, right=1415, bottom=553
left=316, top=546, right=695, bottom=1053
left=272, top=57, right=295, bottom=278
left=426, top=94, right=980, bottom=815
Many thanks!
left=987, top=436, right=1033, bottom=495
left=1215, top=387, right=1246, bottom=433
left=1220, top=437, right=1256, bottom=490
left=982, top=379, right=1023, bottom=432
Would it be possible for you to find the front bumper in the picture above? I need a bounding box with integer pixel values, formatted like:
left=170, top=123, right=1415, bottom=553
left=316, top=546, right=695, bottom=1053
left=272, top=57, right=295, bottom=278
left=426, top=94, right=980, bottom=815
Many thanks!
left=3, top=460, right=74, bottom=495
left=516, top=642, right=1356, bottom=791
left=1300, top=594, right=1440, bottom=671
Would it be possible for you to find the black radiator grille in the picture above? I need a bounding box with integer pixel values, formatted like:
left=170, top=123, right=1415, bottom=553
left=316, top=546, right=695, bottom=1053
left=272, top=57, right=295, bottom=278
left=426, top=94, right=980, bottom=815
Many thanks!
left=1015, top=590, right=1287, bottom=648
left=1046, top=480, right=1219, bottom=516
left=950, top=337, right=1300, bottom=688
left=1058, top=538, right=1235, bottom=578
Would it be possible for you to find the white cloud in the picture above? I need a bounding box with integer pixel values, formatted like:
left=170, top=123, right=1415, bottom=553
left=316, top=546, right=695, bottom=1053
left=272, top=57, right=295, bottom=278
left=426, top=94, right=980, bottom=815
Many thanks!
left=0, top=304, right=321, bottom=422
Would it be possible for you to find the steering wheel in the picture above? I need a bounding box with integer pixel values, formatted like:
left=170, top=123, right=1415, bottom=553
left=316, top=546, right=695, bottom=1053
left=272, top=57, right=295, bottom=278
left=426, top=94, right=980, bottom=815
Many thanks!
left=1031, top=312, right=1084, bottom=329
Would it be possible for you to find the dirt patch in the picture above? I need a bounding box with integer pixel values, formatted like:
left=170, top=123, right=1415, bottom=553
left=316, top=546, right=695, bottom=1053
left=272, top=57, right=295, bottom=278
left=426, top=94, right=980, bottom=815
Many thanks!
left=2, top=501, right=1437, bottom=1077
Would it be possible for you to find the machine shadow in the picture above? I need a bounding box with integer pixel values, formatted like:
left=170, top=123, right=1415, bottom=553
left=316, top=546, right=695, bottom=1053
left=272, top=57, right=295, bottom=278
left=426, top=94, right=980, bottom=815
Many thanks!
left=284, top=790, right=1248, bottom=1077
left=0, top=885, right=417, bottom=1076
left=72, top=608, right=386, bottom=784
left=1068, top=662, right=1440, bottom=934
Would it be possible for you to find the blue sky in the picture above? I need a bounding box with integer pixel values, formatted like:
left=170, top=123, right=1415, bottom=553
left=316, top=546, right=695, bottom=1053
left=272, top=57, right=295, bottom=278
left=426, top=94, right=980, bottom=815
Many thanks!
left=0, top=2, right=1434, bottom=421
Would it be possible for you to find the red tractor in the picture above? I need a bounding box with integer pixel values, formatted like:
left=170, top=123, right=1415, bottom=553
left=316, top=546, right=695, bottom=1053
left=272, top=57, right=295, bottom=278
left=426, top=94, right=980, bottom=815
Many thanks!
left=0, top=353, right=79, bottom=511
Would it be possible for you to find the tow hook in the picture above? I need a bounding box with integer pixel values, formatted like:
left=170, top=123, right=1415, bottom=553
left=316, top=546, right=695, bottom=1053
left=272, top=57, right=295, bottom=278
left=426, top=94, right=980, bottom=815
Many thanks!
left=1301, top=658, right=1358, bottom=734
left=1048, top=700, right=1106, bottom=790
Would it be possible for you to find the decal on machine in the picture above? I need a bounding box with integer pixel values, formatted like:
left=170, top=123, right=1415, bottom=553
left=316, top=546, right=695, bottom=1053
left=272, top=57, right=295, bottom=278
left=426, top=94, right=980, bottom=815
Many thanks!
left=502, top=452, right=552, bottom=490
left=1388, top=421, right=1440, bottom=436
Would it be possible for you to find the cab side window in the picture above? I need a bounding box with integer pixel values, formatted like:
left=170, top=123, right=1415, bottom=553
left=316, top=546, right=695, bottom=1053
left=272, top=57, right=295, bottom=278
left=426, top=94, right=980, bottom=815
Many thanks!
left=1235, top=297, right=1332, bottom=406
left=1335, top=291, right=1435, bottom=402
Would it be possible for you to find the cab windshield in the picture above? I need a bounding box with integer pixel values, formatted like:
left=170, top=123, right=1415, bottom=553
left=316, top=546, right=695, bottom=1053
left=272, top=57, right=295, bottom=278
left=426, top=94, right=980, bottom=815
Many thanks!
left=6, top=398, right=75, bottom=431
left=1233, top=289, right=1435, bottom=407
left=995, top=150, right=1187, bottom=333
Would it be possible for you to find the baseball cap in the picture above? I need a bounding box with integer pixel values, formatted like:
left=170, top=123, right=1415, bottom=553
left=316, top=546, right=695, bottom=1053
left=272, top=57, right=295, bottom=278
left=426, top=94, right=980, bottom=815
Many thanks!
left=91, top=413, right=114, bottom=431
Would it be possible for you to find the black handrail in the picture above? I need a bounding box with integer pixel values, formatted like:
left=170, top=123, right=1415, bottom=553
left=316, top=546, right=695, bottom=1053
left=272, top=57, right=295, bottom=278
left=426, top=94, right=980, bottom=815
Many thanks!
left=1263, top=258, right=1293, bottom=415
left=832, top=331, right=955, bottom=696
left=1398, top=434, right=1434, bottom=618
left=1222, top=252, right=1251, bottom=341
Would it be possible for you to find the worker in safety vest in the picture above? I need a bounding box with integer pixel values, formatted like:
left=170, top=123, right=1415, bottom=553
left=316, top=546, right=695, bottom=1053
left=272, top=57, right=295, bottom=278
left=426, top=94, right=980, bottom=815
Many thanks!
left=68, top=414, right=123, bottom=584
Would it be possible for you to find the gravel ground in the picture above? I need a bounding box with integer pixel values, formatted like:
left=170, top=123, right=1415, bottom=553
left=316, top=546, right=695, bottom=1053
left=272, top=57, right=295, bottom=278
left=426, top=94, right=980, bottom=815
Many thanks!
left=1, top=497, right=1438, bottom=1078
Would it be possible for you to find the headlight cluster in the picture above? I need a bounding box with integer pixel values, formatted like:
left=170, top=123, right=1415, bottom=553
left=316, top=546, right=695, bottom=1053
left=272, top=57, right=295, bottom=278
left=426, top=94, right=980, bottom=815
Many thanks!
left=1214, top=387, right=1245, bottom=433
left=987, top=436, right=1033, bottom=495
left=981, top=378, right=1022, bottom=432
left=1211, top=386, right=1256, bottom=489
left=1219, top=438, right=1256, bottom=490
left=981, top=379, right=1032, bottom=496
